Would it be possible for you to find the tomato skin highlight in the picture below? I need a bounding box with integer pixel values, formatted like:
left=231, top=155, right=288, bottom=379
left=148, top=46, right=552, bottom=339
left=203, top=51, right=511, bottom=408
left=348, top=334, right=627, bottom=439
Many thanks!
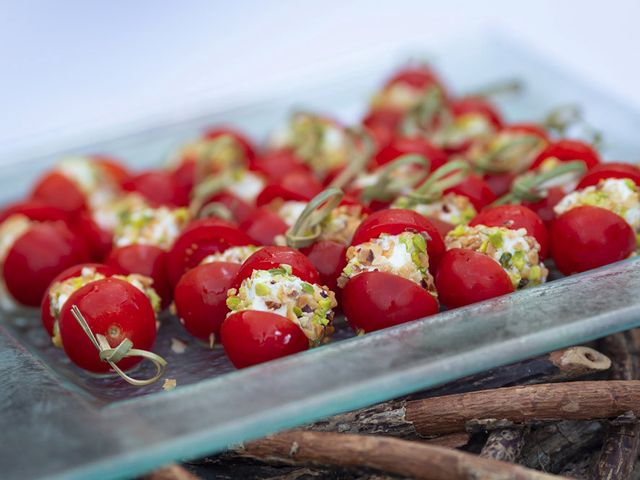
left=166, top=218, right=252, bottom=286
left=174, top=261, right=240, bottom=341
left=577, top=162, right=640, bottom=189
left=41, top=263, right=121, bottom=336
left=221, top=310, right=308, bottom=369
left=470, top=204, right=549, bottom=259
left=58, top=277, right=157, bottom=373
left=234, top=246, right=320, bottom=287
left=550, top=206, right=636, bottom=275
left=106, top=244, right=171, bottom=308
left=342, top=271, right=438, bottom=333
left=435, top=248, right=514, bottom=308
left=351, top=209, right=445, bottom=272
left=3, top=222, right=90, bottom=306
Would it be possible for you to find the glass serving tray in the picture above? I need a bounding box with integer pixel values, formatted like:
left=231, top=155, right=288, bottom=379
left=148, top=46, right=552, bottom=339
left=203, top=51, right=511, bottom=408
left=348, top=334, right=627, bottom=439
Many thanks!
left=2, top=33, right=640, bottom=480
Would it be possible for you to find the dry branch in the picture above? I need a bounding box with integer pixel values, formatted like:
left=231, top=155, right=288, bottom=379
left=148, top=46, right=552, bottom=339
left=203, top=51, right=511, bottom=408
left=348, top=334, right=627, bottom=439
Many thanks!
left=241, top=430, right=563, bottom=480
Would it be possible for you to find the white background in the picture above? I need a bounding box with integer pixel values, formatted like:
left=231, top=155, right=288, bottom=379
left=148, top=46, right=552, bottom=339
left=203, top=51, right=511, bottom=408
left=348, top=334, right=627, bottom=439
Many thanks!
left=1, top=0, right=639, bottom=162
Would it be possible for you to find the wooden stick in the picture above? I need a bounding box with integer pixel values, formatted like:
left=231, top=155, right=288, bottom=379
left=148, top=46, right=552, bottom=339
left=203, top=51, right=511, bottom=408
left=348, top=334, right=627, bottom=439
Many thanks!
left=419, top=346, right=610, bottom=399
left=405, top=380, right=640, bottom=436
left=309, top=346, right=611, bottom=439
left=594, top=331, right=640, bottom=480
left=240, top=430, right=562, bottom=480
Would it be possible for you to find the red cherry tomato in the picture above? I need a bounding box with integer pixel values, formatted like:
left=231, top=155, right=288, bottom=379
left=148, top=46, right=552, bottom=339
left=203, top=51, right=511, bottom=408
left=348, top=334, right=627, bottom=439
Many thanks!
left=58, top=277, right=157, bottom=373
left=123, top=170, right=188, bottom=207
left=3, top=222, right=89, bottom=306
left=362, top=109, right=404, bottom=149
left=238, top=207, right=289, bottom=246
left=92, top=155, right=131, bottom=186
left=72, top=212, right=113, bottom=261
left=0, top=200, right=70, bottom=224
left=256, top=171, right=323, bottom=206
left=203, top=127, right=257, bottom=165
left=502, top=123, right=549, bottom=142
left=342, top=271, right=438, bottom=333
left=234, top=246, right=320, bottom=287
left=530, top=139, right=600, bottom=170
left=435, top=248, right=514, bottom=308
left=470, top=204, right=549, bottom=258
left=301, top=240, right=347, bottom=294
left=445, top=174, right=497, bottom=211
left=373, top=136, right=448, bottom=171
left=221, top=310, right=308, bottom=369
left=385, top=65, right=445, bottom=92
left=522, top=186, right=567, bottom=226
left=41, top=263, right=121, bottom=336
left=451, top=97, right=502, bottom=129
left=577, top=162, right=640, bottom=189
left=483, top=172, right=516, bottom=197
left=351, top=209, right=445, bottom=271
left=253, top=149, right=309, bottom=181
left=31, top=172, right=87, bottom=217
left=106, top=245, right=171, bottom=308
left=174, top=261, right=240, bottom=341
left=550, top=206, right=636, bottom=275
left=200, top=191, right=256, bottom=225
left=166, top=218, right=252, bottom=286
left=170, top=159, right=197, bottom=203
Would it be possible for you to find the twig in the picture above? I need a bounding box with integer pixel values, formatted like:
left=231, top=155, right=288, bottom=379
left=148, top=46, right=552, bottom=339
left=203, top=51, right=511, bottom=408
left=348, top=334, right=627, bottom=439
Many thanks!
left=476, top=346, right=609, bottom=462
left=594, top=331, right=640, bottom=480
left=240, top=430, right=562, bottom=480
left=405, top=380, right=640, bottom=436
left=310, top=347, right=611, bottom=438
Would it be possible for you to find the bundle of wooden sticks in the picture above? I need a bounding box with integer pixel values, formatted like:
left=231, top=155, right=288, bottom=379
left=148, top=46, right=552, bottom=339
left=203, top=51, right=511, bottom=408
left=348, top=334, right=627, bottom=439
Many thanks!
left=146, top=330, right=640, bottom=480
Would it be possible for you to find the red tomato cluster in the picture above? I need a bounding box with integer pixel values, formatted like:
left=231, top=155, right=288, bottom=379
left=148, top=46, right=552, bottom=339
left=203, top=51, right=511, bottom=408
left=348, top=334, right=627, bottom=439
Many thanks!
left=0, top=64, right=638, bottom=378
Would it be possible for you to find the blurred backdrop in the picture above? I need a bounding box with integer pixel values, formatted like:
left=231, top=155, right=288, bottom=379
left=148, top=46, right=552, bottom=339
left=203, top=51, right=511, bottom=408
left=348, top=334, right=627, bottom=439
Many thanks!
left=1, top=0, right=638, bottom=162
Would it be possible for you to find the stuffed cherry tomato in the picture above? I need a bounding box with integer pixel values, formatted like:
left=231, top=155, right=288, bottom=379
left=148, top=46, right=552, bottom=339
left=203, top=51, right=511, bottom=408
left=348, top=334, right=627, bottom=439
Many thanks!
left=41, top=263, right=121, bottom=339
left=369, top=64, right=447, bottom=114
left=445, top=223, right=548, bottom=290
left=253, top=149, right=309, bottom=181
left=58, top=277, right=158, bottom=373
left=350, top=209, right=445, bottom=271
left=0, top=200, right=70, bottom=224
left=435, top=248, right=514, bottom=308
left=221, top=310, right=309, bottom=369
left=123, top=170, right=188, bottom=207
left=174, top=261, right=241, bottom=343
left=166, top=218, right=253, bottom=286
left=551, top=205, right=636, bottom=275
left=31, top=157, right=121, bottom=217
left=105, top=206, right=189, bottom=307
left=577, top=162, right=640, bottom=189
left=554, top=178, right=640, bottom=237
left=530, top=139, right=600, bottom=171
left=469, top=204, right=549, bottom=259
left=1, top=216, right=89, bottom=306
left=373, top=136, right=448, bottom=171
left=225, top=247, right=337, bottom=356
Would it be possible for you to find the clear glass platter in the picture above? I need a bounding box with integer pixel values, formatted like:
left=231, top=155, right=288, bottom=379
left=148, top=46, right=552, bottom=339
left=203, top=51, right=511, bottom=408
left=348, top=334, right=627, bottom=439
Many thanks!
left=1, top=32, right=640, bottom=480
